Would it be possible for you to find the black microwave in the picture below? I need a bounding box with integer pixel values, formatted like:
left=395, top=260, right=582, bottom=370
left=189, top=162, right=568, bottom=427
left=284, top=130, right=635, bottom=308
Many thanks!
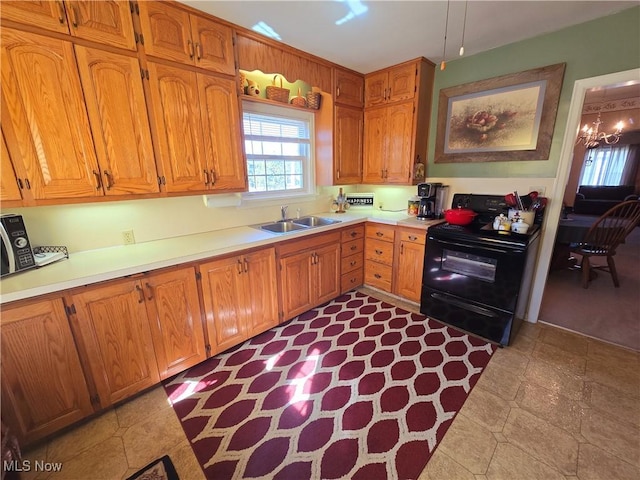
left=1, top=214, right=36, bottom=277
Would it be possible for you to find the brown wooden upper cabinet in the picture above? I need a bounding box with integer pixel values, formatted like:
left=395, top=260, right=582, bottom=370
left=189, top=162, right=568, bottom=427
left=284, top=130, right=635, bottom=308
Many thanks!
left=0, top=0, right=137, bottom=50
left=137, top=1, right=235, bottom=76
left=334, top=67, right=364, bottom=107
left=364, top=62, right=417, bottom=108
left=0, top=132, right=22, bottom=204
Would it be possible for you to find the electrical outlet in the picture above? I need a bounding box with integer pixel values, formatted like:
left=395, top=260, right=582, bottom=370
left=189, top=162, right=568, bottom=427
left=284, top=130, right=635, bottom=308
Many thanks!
left=122, top=230, right=135, bottom=245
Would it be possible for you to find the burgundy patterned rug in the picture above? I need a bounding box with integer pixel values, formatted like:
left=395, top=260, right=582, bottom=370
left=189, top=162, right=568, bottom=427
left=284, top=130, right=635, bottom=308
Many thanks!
left=163, top=291, right=496, bottom=479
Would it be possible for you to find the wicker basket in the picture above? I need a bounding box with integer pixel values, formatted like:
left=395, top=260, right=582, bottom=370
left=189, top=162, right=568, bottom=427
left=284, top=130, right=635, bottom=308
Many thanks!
left=306, top=91, right=321, bottom=110
left=266, top=74, right=290, bottom=103
left=290, top=88, right=308, bottom=107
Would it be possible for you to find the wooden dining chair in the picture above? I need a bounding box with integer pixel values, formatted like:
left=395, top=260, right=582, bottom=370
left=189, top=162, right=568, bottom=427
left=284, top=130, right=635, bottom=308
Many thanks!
left=570, top=200, right=640, bottom=288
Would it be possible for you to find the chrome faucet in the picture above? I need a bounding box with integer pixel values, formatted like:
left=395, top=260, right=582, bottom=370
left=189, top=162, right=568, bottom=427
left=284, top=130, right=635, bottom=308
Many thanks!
left=280, top=205, right=288, bottom=221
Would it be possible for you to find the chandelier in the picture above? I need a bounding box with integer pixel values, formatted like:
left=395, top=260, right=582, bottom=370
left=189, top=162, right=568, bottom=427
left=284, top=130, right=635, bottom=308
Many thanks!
left=576, top=112, right=624, bottom=149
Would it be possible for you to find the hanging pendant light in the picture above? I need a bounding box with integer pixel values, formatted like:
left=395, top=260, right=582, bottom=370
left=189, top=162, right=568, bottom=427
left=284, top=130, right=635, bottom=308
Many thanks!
left=441, top=0, right=450, bottom=70
left=459, top=1, right=468, bottom=56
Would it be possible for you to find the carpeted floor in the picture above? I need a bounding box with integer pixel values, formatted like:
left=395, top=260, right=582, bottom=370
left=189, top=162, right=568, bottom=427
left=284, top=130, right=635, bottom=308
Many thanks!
left=163, top=291, right=496, bottom=479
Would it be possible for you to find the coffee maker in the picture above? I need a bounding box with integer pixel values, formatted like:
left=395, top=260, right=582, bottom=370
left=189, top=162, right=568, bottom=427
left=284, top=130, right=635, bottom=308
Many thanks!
left=416, top=183, right=442, bottom=220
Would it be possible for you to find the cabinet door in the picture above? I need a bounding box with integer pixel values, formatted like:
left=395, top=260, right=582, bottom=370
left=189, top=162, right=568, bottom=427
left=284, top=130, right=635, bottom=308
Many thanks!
left=190, top=15, right=235, bottom=75
left=144, top=268, right=206, bottom=380
left=75, top=46, right=159, bottom=195
left=334, top=105, right=363, bottom=185
left=137, top=1, right=193, bottom=65
left=200, top=256, right=248, bottom=353
left=198, top=74, right=247, bottom=191
left=243, top=248, right=279, bottom=337
left=0, top=298, right=93, bottom=445
left=334, top=68, right=364, bottom=107
left=394, top=236, right=426, bottom=303
left=362, top=108, right=386, bottom=184
left=280, top=250, right=314, bottom=321
left=385, top=102, right=414, bottom=184
left=388, top=63, right=417, bottom=103
left=0, top=132, right=23, bottom=203
left=72, top=280, right=160, bottom=406
left=315, top=243, right=341, bottom=306
left=65, top=0, right=136, bottom=50
left=147, top=62, right=208, bottom=193
left=0, top=1, right=70, bottom=34
left=1, top=29, right=101, bottom=200
left=364, top=71, right=387, bottom=108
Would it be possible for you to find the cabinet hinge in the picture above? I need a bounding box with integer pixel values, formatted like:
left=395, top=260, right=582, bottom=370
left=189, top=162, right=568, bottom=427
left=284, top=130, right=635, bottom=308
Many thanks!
left=65, top=304, right=76, bottom=316
left=139, top=33, right=145, bottom=45
left=195, top=271, right=202, bottom=280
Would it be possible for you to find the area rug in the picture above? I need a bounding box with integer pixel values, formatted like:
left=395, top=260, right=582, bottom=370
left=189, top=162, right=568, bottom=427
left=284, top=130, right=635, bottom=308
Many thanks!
left=127, top=455, right=179, bottom=480
left=163, top=291, right=496, bottom=479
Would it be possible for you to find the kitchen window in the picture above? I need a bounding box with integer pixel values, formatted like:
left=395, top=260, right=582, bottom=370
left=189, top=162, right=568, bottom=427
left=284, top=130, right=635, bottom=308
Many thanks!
left=242, top=101, right=315, bottom=200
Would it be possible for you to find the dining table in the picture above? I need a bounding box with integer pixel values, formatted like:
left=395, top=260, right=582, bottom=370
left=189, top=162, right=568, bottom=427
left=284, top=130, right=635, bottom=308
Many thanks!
left=550, top=213, right=600, bottom=271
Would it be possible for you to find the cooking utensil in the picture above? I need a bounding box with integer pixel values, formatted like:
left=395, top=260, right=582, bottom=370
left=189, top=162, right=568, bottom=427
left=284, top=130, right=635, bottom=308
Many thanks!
left=444, top=207, right=477, bottom=226
left=514, top=190, right=525, bottom=211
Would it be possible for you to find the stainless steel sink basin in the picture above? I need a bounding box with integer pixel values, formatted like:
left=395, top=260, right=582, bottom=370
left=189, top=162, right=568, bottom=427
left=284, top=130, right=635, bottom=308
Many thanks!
left=292, top=216, right=341, bottom=227
left=258, top=221, right=308, bottom=233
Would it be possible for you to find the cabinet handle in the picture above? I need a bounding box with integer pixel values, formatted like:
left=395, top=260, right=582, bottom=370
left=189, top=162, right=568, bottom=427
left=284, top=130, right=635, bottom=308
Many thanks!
left=350, top=231, right=357, bottom=237
left=145, top=282, right=153, bottom=300
left=350, top=245, right=357, bottom=251
left=210, top=169, right=216, bottom=185
left=237, top=259, right=243, bottom=274
left=24, top=178, right=31, bottom=190
left=375, top=249, right=383, bottom=255
left=400, top=243, right=404, bottom=255
left=103, top=170, right=113, bottom=190
left=93, top=170, right=103, bottom=190
left=204, top=169, right=210, bottom=186
left=243, top=258, right=248, bottom=273
left=388, top=87, right=391, bottom=99
left=17, top=178, right=24, bottom=190
left=350, top=260, right=357, bottom=266
left=55, top=1, right=65, bottom=24
left=68, top=4, right=79, bottom=27
left=195, top=42, right=202, bottom=60
left=374, top=273, right=382, bottom=279
left=376, top=232, right=384, bottom=237
left=408, top=235, right=417, bottom=241
left=336, top=86, right=341, bottom=98
left=383, top=88, right=387, bottom=100
left=350, top=277, right=356, bottom=284
left=188, top=40, right=195, bottom=59
left=135, top=285, right=144, bottom=303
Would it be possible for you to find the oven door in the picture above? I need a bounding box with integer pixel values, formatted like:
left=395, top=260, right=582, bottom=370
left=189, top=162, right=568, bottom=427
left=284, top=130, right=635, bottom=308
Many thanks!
left=422, top=234, right=527, bottom=313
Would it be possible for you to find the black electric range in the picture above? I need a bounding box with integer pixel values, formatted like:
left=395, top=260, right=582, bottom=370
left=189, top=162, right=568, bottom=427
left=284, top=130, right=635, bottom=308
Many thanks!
left=420, top=194, right=544, bottom=346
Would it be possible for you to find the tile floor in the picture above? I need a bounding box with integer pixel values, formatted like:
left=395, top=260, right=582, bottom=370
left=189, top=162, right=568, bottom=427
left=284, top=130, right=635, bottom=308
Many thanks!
left=18, top=287, right=640, bottom=480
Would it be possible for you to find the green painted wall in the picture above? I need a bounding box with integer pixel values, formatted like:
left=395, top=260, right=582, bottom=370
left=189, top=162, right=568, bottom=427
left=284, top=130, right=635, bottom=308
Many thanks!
left=428, top=6, right=640, bottom=178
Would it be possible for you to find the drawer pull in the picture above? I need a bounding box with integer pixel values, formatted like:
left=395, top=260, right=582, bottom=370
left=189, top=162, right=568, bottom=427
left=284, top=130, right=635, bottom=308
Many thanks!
left=350, top=278, right=356, bottom=283
left=350, top=261, right=357, bottom=266
left=350, top=245, right=357, bottom=251
left=409, top=235, right=417, bottom=241
left=375, top=249, right=383, bottom=255
left=350, top=231, right=357, bottom=237
left=376, top=232, right=384, bottom=237
left=374, top=273, right=382, bottom=279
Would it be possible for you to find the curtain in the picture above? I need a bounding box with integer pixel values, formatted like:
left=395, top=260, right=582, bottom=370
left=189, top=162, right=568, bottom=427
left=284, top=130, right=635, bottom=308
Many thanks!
left=579, top=144, right=636, bottom=186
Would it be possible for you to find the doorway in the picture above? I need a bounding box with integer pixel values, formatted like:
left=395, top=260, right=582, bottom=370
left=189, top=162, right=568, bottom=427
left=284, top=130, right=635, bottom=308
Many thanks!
left=527, top=68, right=640, bottom=351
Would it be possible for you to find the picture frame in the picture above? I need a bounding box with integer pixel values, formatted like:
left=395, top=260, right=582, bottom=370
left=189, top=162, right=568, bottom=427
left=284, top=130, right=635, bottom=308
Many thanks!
left=434, top=63, right=566, bottom=163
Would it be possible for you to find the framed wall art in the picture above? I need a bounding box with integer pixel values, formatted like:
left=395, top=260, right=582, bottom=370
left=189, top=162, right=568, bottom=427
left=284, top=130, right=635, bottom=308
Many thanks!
left=434, top=63, right=566, bottom=163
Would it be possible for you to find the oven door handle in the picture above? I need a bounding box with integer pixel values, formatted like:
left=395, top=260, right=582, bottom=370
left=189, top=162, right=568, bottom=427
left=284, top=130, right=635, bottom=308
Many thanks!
left=430, top=292, right=498, bottom=318
left=428, top=236, right=523, bottom=255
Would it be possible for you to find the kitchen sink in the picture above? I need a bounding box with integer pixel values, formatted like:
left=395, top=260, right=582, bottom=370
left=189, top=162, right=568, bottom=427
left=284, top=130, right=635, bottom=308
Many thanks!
left=292, top=216, right=341, bottom=227
left=259, top=221, right=309, bottom=233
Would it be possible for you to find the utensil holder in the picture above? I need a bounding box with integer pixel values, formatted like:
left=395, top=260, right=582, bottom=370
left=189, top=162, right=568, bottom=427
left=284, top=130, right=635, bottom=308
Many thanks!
left=266, top=74, right=290, bottom=103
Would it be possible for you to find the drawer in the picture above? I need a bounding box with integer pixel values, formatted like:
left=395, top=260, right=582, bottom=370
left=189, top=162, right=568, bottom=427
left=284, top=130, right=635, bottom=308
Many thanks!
left=341, top=225, right=365, bottom=242
left=399, top=229, right=426, bottom=245
left=365, top=261, right=392, bottom=292
left=342, top=238, right=364, bottom=258
left=366, top=223, right=395, bottom=242
left=365, top=238, right=394, bottom=265
left=341, top=269, right=363, bottom=293
left=341, top=252, right=364, bottom=274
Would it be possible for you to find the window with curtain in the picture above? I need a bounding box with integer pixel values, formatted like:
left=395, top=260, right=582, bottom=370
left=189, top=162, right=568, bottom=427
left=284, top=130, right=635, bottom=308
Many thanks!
left=242, top=101, right=315, bottom=199
left=579, top=144, right=638, bottom=186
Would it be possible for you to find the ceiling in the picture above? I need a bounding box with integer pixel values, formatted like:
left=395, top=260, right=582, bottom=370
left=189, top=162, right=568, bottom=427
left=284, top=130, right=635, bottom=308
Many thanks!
left=179, top=0, right=637, bottom=74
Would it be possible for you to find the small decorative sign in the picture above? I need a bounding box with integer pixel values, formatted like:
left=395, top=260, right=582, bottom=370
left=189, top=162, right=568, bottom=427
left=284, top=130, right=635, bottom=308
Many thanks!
left=345, top=193, right=374, bottom=207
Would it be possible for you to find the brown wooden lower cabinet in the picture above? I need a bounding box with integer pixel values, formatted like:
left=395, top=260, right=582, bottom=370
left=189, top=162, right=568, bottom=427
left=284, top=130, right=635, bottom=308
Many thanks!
left=199, top=247, right=279, bottom=354
left=0, top=296, right=94, bottom=445
left=393, top=228, right=427, bottom=303
left=278, top=231, right=341, bottom=321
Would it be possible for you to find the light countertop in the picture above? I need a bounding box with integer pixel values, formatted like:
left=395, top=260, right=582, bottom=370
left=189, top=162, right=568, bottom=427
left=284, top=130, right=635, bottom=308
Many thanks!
left=0, top=210, right=443, bottom=304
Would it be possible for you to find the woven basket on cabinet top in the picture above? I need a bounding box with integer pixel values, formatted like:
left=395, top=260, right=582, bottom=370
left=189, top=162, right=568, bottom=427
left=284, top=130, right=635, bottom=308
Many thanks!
left=266, top=74, right=290, bottom=103
left=306, top=91, right=321, bottom=110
